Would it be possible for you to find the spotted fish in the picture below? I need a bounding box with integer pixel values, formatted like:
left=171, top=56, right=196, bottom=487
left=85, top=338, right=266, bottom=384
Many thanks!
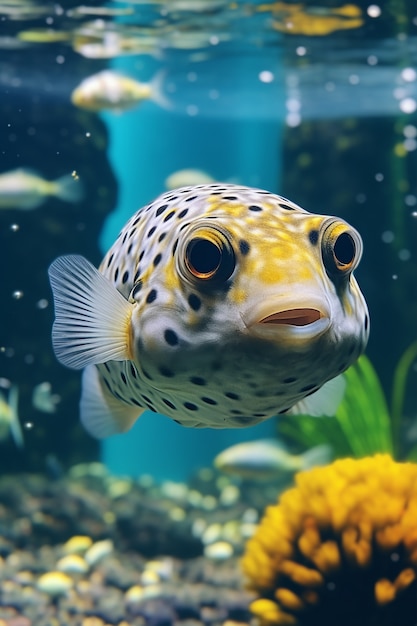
left=48, top=184, right=369, bottom=438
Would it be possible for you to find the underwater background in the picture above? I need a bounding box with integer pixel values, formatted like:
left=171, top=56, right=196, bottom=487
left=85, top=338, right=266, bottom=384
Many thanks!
left=0, top=1, right=417, bottom=625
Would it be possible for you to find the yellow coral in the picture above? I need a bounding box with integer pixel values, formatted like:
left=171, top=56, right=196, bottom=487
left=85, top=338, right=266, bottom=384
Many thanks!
left=242, top=455, right=417, bottom=626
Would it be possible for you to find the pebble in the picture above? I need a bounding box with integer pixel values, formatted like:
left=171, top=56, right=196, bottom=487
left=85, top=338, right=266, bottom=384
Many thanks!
left=0, top=467, right=262, bottom=626
left=204, top=541, right=234, bottom=560
left=36, top=571, right=73, bottom=596
left=62, top=536, right=93, bottom=555
left=56, top=554, right=89, bottom=574
left=85, top=540, right=113, bottom=566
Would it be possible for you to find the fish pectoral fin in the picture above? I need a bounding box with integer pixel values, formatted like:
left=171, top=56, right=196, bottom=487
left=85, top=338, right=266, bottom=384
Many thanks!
left=48, top=255, right=134, bottom=370
left=288, top=374, right=346, bottom=417
left=80, top=365, right=144, bottom=438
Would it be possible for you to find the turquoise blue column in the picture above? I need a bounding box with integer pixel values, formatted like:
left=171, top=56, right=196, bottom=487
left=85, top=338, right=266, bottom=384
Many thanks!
left=100, top=51, right=286, bottom=481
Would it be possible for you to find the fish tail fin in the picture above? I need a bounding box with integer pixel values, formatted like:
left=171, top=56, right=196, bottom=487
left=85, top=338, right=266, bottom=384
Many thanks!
left=48, top=255, right=133, bottom=370
left=300, top=444, right=332, bottom=471
left=8, top=385, right=24, bottom=449
left=80, top=365, right=143, bottom=438
left=150, top=70, right=173, bottom=110
left=53, top=173, right=84, bottom=204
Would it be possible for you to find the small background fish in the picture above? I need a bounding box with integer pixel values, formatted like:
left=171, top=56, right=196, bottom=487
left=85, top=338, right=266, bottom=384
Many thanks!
left=0, top=384, right=23, bottom=448
left=0, top=168, right=83, bottom=210
left=214, top=439, right=333, bottom=479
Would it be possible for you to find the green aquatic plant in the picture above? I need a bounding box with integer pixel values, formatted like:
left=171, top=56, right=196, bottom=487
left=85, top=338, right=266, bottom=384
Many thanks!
left=277, top=342, right=417, bottom=461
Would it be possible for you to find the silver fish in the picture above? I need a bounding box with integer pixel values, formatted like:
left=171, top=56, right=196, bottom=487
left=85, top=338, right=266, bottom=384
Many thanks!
left=214, top=439, right=332, bottom=479
left=48, top=184, right=369, bottom=438
left=0, top=384, right=23, bottom=448
left=0, top=168, right=83, bottom=210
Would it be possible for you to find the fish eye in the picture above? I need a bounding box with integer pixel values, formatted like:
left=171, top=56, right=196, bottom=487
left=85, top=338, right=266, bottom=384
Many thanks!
left=184, top=228, right=235, bottom=284
left=321, top=221, right=362, bottom=277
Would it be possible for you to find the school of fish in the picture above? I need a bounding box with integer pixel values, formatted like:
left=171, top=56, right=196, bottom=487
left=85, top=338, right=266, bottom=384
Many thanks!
left=48, top=183, right=369, bottom=438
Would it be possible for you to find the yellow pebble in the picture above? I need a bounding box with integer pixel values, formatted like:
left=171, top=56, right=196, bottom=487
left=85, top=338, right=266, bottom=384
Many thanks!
left=56, top=554, right=89, bottom=574
left=37, top=571, right=73, bottom=596
left=62, top=535, right=93, bottom=554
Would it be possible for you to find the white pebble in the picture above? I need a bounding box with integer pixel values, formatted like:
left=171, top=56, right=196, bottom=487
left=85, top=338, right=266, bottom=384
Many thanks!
left=204, top=541, right=234, bottom=560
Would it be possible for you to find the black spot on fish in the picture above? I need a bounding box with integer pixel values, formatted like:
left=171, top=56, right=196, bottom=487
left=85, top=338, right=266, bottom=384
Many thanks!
left=139, top=250, right=145, bottom=262
left=107, top=253, right=114, bottom=268
left=146, top=289, right=157, bottom=304
left=128, top=228, right=135, bottom=239
left=279, top=203, right=296, bottom=211
left=253, top=413, right=267, bottom=417
left=122, top=270, right=129, bottom=284
left=364, top=314, right=369, bottom=331
left=122, top=232, right=128, bottom=244
left=147, top=225, right=157, bottom=238
left=127, top=243, right=133, bottom=255
left=188, top=293, right=201, bottom=311
left=132, top=281, right=142, bottom=299
left=223, top=196, right=238, bottom=200
left=158, top=232, right=167, bottom=243
left=159, top=366, right=174, bottom=378
left=190, top=376, right=206, bottom=386
left=121, top=372, right=127, bottom=385
left=299, top=383, right=317, bottom=392
left=239, top=239, right=250, bottom=255
left=153, top=253, right=162, bottom=267
left=172, top=240, right=178, bottom=256
left=156, top=204, right=168, bottom=217
left=230, top=409, right=243, bottom=415
left=178, top=208, right=189, bottom=218
left=104, top=362, right=111, bottom=373
left=130, top=363, right=137, bottom=378
left=142, top=395, right=153, bottom=404
left=163, top=210, right=175, bottom=222
left=185, top=196, right=197, bottom=203
left=184, top=402, right=198, bottom=411
left=164, top=329, right=179, bottom=346
left=163, top=398, right=177, bottom=410
left=114, top=267, right=119, bottom=281
left=131, top=398, right=142, bottom=406
left=201, top=396, right=217, bottom=405
left=237, top=416, right=258, bottom=425
left=225, top=391, right=240, bottom=400
left=248, top=205, right=262, bottom=212
left=309, top=230, right=319, bottom=245
left=283, top=377, right=297, bottom=384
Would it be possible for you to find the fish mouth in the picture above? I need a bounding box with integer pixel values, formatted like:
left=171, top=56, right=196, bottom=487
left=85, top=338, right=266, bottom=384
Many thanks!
left=258, top=308, right=322, bottom=326
left=243, top=301, right=330, bottom=340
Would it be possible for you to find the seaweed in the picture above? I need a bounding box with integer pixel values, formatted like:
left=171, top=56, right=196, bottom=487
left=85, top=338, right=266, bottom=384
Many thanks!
left=277, top=342, right=417, bottom=461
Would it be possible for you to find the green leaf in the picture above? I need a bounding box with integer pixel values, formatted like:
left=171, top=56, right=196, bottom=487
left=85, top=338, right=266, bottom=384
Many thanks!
left=277, top=355, right=394, bottom=458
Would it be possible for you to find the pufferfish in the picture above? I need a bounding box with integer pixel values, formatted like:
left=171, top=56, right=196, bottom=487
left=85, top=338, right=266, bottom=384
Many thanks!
left=48, top=184, right=369, bottom=438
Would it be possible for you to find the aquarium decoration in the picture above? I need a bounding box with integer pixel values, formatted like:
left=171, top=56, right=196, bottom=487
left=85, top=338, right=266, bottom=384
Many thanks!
left=242, top=454, right=417, bottom=626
